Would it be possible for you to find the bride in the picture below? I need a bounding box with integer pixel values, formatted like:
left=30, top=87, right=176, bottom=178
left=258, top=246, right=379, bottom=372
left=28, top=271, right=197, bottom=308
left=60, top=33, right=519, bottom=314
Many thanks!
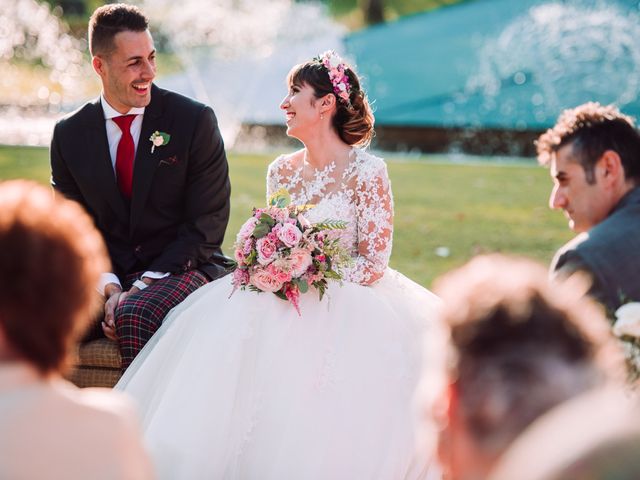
left=117, top=51, right=442, bottom=479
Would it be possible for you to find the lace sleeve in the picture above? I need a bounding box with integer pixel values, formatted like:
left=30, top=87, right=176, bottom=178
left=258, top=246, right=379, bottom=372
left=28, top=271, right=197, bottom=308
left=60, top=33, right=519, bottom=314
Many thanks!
left=266, top=155, right=283, bottom=201
left=343, top=155, right=393, bottom=285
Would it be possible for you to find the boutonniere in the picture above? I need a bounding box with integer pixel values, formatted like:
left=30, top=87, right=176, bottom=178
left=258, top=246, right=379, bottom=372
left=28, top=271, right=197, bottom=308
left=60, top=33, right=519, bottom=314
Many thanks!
left=149, top=131, right=171, bottom=153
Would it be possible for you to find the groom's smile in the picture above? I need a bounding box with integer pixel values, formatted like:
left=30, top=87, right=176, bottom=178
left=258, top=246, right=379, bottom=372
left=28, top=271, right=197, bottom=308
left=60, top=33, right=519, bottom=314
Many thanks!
left=132, top=82, right=151, bottom=95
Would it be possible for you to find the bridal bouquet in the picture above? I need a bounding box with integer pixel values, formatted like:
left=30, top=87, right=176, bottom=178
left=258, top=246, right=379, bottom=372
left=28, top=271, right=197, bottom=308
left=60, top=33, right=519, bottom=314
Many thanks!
left=230, top=190, right=350, bottom=315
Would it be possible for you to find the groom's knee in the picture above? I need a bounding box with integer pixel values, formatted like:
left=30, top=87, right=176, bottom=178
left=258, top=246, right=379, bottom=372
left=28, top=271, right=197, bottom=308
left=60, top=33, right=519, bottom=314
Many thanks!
left=114, top=294, right=163, bottom=333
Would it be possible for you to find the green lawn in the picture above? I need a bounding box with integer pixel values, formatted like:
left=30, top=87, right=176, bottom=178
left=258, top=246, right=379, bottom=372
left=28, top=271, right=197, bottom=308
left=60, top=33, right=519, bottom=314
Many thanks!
left=0, top=145, right=571, bottom=288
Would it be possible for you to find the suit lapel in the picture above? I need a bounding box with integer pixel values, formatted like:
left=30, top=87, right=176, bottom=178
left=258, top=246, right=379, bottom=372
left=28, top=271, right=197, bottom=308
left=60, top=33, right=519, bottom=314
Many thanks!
left=85, top=99, right=129, bottom=220
left=130, top=85, right=164, bottom=235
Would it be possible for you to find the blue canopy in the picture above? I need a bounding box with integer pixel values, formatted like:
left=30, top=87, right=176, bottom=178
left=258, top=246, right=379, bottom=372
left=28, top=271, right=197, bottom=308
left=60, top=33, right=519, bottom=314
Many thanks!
left=345, top=0, right=640, bottom=129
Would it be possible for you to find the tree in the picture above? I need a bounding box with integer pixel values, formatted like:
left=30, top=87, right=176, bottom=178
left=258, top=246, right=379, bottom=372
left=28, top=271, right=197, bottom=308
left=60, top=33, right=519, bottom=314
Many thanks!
left=360, top=0, right=384, bottom=25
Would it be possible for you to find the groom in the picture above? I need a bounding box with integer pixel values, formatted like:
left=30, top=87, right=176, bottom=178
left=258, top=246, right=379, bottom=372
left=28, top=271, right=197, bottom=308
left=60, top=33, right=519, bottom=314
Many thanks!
left=50, top=4, right=231, bottom=370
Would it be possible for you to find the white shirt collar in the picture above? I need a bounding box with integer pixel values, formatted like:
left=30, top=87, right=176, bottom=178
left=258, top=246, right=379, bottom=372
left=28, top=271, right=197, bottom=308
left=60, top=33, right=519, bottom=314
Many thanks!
left=100, top=94, right=146, bottom=120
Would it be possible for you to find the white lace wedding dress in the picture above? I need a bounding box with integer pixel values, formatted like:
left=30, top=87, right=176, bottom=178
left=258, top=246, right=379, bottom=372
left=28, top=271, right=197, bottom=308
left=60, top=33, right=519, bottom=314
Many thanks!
left=116, top=148, right=441, bottom=479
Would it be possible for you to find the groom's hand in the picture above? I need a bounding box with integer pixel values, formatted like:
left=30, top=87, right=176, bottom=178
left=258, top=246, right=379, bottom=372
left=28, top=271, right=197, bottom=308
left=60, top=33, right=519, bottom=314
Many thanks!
left=103, top=284, right=124, bottom=340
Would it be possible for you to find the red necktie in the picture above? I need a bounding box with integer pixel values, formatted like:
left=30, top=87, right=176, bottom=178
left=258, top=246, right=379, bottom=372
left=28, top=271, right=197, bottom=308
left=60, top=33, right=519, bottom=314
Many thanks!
left=112, top=114, right=136, bottom=199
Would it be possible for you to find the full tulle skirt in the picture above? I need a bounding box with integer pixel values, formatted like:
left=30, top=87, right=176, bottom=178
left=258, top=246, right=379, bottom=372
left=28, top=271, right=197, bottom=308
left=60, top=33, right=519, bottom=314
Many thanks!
left=116, top=269, right=441, bottom=480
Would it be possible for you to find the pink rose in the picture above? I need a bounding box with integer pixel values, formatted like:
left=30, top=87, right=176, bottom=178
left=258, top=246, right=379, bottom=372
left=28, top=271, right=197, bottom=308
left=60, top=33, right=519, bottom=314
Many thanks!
left=267, top=263, right=292, bottom=283
left=277, top=223, right=302, bottom=247
left=234, top=248, right=245, bottom=264
left=250, top=269, right=283, bottom=293
left=256, top=237, right=277, bottom=265
left=237, top=217, right=258, bottom=243
left=288, top=247, right=313, bottom=277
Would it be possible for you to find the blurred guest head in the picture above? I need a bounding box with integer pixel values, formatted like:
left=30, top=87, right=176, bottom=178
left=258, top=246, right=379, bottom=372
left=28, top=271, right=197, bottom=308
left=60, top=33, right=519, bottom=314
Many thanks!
left=431, top=254, right=621, bottom=480
left=536, top=102, right=640, bottom=232
left=0, top=180, right=108, bottom=375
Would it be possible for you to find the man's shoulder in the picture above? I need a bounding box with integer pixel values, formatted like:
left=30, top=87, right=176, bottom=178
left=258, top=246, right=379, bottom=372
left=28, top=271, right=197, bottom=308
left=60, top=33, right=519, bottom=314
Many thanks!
left=552, top=232, right=590, bottom=274
left=563, top=201, right=640, bottom=254
left=584, top=203, right=640, bottom=249
left=556, top=232, right=589, bottom=257
left=554, top=203, right=640, bottom=273
left=154, top=85, right=208, bottom=114
left=54, top=99, right=100, bottom=130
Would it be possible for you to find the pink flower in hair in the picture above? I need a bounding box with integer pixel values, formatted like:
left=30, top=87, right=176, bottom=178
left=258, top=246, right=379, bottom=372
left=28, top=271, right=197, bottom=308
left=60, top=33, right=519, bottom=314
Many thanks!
left=315, top=50, right=352, bottom=106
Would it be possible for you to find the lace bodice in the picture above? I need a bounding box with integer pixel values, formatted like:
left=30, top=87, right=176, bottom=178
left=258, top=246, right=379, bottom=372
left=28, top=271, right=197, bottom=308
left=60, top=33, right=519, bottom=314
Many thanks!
left=266, top=148, right=393, bottom=285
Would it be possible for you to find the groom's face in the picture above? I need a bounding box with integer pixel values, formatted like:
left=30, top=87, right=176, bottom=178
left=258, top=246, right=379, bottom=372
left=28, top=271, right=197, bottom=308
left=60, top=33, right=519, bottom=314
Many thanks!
left=93, top=30, right=156, bottom=113
left=549, top=143, right=610, bottom=233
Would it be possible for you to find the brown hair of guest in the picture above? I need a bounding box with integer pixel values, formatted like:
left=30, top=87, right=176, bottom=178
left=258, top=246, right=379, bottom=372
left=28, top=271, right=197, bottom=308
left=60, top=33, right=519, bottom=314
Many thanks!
left=287, top=58, right=375, bottom=148
left=0, top=181, right=109, bottom=375
left=435, top=254, right=622, bottom=459
left=536, top=102, right=640, bottom=185
left=88, top=3, right=149, bottom=57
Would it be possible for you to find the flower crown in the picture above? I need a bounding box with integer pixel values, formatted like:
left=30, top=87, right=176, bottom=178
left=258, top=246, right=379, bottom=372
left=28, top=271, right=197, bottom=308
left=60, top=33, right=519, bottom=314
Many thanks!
left=314, top=50, right=352, bottom=106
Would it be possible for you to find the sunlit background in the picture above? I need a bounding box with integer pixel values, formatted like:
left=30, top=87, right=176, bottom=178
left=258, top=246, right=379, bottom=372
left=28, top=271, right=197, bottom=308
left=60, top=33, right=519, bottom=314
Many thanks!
left=4, top=0, right=640, bottom=151
left=2, top=0, right=639, bottom=285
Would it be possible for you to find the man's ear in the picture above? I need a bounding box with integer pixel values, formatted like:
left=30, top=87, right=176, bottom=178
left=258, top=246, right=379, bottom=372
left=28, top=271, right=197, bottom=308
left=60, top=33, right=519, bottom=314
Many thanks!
left=597, top=150, right=624, bottom=186
left=92, top=56, right=106, bottom=77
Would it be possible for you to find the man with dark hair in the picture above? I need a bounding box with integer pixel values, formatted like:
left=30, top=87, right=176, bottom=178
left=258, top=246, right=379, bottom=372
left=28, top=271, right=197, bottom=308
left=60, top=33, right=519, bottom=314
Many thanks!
left=537, top=102, right=640, bottom=311
left=431, top=254, right=640, bottom=480
left=50, top=3, right=231, bottom=370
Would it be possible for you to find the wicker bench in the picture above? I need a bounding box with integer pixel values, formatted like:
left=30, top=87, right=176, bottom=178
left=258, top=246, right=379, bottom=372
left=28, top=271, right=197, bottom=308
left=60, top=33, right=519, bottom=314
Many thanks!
left=68, top=338, right=122, bottom=388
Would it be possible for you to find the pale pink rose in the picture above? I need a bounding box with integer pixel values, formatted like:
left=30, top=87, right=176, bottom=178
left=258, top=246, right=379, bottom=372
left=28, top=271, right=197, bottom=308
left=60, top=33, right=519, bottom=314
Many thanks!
left=288, top=247, right=313, bottom=277
left=267, top=263, right=292, bottom=283
left=237, top=217, right=258, bottom=242
left=272, top=257, right=290, bottom=272
left=250, top=269, right=283, bottom=293
left=234, top=248, right=245, bottom=264
left=278, top=223, right=302, bottom=247
left=256, top=237, right=277, bottom=265
left=267, top=231, right=278, bottom=243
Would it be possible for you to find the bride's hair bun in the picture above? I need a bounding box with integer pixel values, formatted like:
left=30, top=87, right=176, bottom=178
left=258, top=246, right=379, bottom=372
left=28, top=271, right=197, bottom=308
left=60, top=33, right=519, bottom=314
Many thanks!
left=287, top=57, right=374, bottom=148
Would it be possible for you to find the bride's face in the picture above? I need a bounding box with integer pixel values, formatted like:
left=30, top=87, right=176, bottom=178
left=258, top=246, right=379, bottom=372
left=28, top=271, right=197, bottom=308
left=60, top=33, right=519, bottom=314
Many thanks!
left=280, top=82, right=321, bottom=141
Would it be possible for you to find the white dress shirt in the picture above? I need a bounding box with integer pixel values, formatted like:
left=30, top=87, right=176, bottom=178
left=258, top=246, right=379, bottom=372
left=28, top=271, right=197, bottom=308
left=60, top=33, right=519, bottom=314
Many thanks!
left=99, top=95, right=168, bottom=294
